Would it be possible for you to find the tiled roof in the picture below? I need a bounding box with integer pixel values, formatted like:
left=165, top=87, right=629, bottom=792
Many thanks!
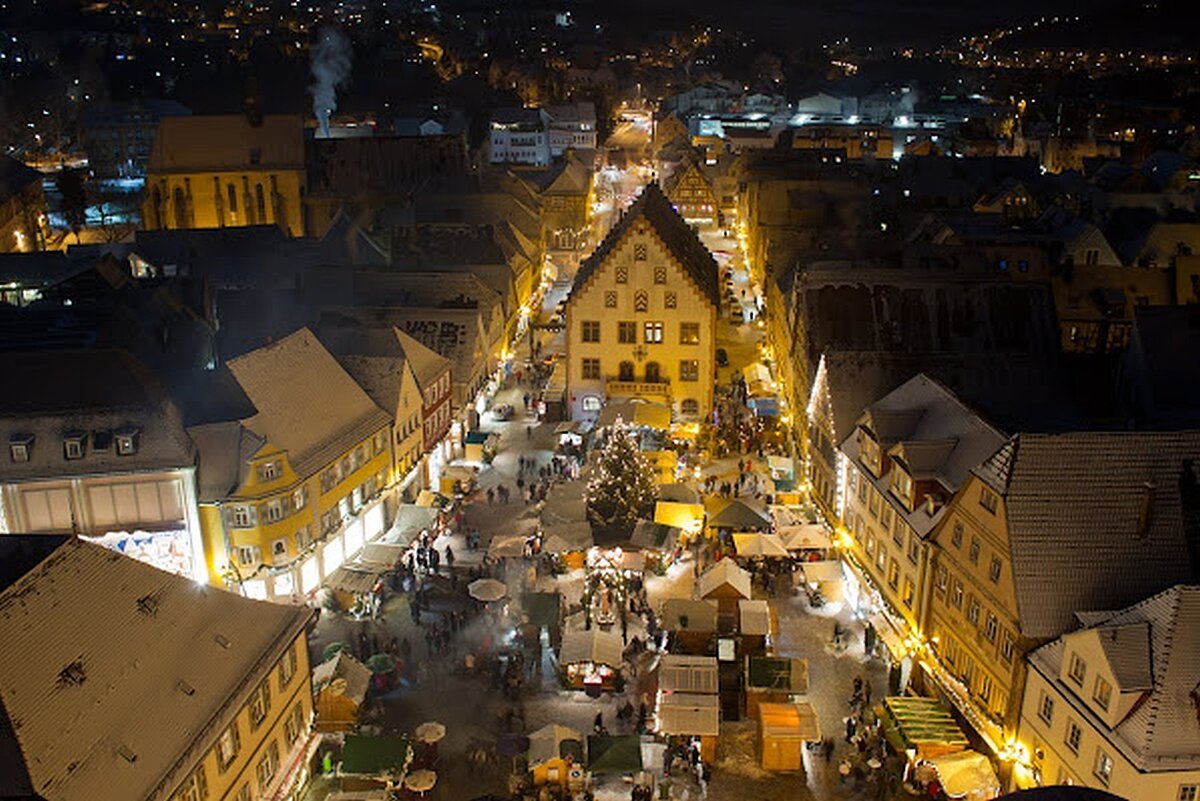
left=1096, top=623, right=1152, bottom=691
left=147, top=114, right=304, bottom=172
left=394, top=328, right=452, bottom=390
left=1029, top=585, right=1200, bottom=771
left=991, top=432, right=1200, bottom=638
left=0, top=537, right=310, bottom=801
left=227, top=328, right=391, bottom=479
left=572, top=183, right=721, bottom=308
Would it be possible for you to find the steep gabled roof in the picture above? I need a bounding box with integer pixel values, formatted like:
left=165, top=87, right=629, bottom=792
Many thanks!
left=394, top=328, right=451, bottom=389
left=571, top=183, right=720, bottom=308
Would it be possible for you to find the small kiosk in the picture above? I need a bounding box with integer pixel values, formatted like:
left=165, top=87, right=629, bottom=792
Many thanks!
left=758, top=702, right=821, bottom=772
left=661, top=598, right=718, bottom=655
left=313, top=651, right=373, bottom=733
left=697, top=558, right=753, bottom=634
left=655, top=692, right=721, bottom=761
left=528, top=723, right=584, bottom=789
left=745, top=656, right=809, bottom=720
left=558, top=629, right=624, bottom=691
left=738, top=599, right=773, bottom=655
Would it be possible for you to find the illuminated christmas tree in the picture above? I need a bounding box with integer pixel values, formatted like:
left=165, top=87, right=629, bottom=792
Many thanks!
left=585, top=421, right=658, bottom=536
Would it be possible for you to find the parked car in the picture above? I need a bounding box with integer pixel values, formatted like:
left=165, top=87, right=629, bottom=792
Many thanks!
left=716, top=348, right=729, bottom=367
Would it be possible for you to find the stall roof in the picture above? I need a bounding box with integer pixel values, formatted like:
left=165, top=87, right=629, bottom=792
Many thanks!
left=528, top=724, right=583, bottom=767
left=523, top=592, right=562, bottom=629
left=596, top=400, right=671, bottom=430
left=705, top=498, right=771, bottom=530
left=658, top=655, right=719, bottom=694
left=658, top=483, right=701, bottom=504
left=313, top=652, right=372, bottom=705
left=881, top=696, right=969, bottom=750
left=739, top=600, right=772, bottom=637
left=747, top=656, right=808, bottom=693
left=661, top=599, right=718, bottom=632
left=560, top=629, right=624, bottom=668
left=587, top=735, right=643, bottom=774
left=488, top=534, right=529, bottom=559
left=733, top=533, right=789, bottom=558
left=357, top=542, right=406, bottom=569
left=541, top=521, right=593, bottom=553
left=657, top=693, right=720, bottom=736
left=697, top=558, right=753, bottom=600
left=631, top=520, right=683, bottom=551
left=325, top=565, right=383, bottom=594
left=801, top=560, right=844, bottom=583
left=390, top=504, right=440, bottom=544
left=654, top=501, right=705, bottom=532
left=780, top=524, right=832, bottom=551
left=340, top=734, right=412, bottom=777
left=758, top=702, right=821, bottom=741
left=927, top=749, right=1000, bottom=799
left=554, top=420, right=582, bottom=435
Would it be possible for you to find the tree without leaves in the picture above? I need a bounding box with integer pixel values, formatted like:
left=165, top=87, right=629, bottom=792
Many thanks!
left=56, top=168, right=87, bottom=244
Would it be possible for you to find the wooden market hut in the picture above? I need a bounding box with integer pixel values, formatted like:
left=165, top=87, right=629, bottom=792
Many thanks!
left=758, top=702, right=821, bottom=771
left=745, top=656, right=809, bottom=720
left=630, top=520, right=684, bottom=568
left=879, top=696, right=969, bottom=760
left=661, top=598, right=718, bottom=655
left=558, top=629, right=624, bottom=691
left=657, top=654, right=719, bottom=695
left=528, top=723, right=585, bottom=788
left=656, top=692, right=721, bottom=761
left=738, top=599, right=773, bottom=655
left=697, top=558, right=753, bottom=633
left=313, top=651, right=373, bottom=732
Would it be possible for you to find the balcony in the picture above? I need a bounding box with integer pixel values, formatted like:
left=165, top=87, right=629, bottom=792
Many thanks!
left=605, top=378, right=671, bottom=399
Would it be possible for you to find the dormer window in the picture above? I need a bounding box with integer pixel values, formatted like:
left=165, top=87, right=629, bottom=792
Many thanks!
left=1093, top=675, right=1113, bottom=711
left=9, top=433, right=33, bottom=463
left=257, top=460, right=281, bottom=482
left=858, top=430, right=882, bottom=477
left=114, top=427, right=139, bottom=456
left=890, top=466, right=913, bottom=508
left=63, top=431, right=87, bottom=460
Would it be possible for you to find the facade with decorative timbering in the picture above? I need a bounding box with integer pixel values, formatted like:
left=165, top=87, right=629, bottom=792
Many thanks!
left=563, top=184, right=720, bottom=423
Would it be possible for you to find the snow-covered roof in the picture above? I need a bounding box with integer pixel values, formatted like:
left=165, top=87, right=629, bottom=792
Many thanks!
left=0, top=537, right=310, bottom=801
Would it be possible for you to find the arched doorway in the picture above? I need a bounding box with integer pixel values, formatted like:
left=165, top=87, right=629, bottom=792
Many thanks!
left=618, top=361, right=635, bottom=381
left=644, top=361, right=661, bottom=383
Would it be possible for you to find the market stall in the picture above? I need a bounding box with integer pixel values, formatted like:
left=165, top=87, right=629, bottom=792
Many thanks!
left=797, top=559, right=845, bottom=606
left=758, top=702, right=821, bottom=771
left=629, top=520, right=684, bottom=568
left=733, top=533, right=790, bottom=559
left=387, top=505, right=441, bottom=547
left=745, top=656, right=809, bottom=720
left=528, top=723, right=585, bottom=788
left=657, top=654, right=719, bottom=695
left=542, top=521, right=595, bottom=568
left=653, top=500, right=706, bottom=540
left=705, top=498, right=772, bottom=532
left=587, top=734, right=644, bottom=775
left=697, top=558, right=753, bottom=633
left=918, top=750, right=1001, bottom=800
left=661, top=598, right=719, bottom=655
left=338, top=734, right=413, bottom=785
left=880, top=696, right=969, bottom=760
left=324, top=564, right=385, bottom=615
left=313, top=651, right=372, bottom=733
left=558, top=629, right=624, bottom=691
left=779, top=524, right=833, bottom=560
left=738, top=599, right=773, bottom=654
left=463, top=430, right=498, bottom=464
left=439, top=464, right=477, bottom=497
left=655, top=692, right=720, bottom=761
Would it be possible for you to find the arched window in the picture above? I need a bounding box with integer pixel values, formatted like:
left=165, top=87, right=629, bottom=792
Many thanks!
left=151, top=186, right=162, bottom=228
left=255, top=183, right=267, bottom=222
left=644, top=362, right=661, bottom=383
left=228, top=184, right=238, bottom=214
left=681, top=399, right=699, bottom=416
left=618, top=361, right=634, bottom=381
left=172, top=187, right=187, bottom=229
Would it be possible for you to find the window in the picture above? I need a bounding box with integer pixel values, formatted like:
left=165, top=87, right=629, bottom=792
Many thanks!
left=63, top=431, right=86, bottom=460
left=174, top=765, right=208, bottom=801
left=1093, top=676, right=1113, bottom=711
left=582, top=396, right=602, bottom=412
left=934, top=565, right=948, bottom=594
left=257, top=461, right=281, bottom=482
left=1179, top=786, right=1199, bottom=801
left=879, top=504, right=893, bottom=531
left=679, top=360, right=699, bottom=381
left=979, top=673, right=993, bottom=702
left=968, top=537, right=981, bottom=565
left=634, top=243, right=647, bottom=261
left=604, top=290, right=617, bottom=308
left=967, top=596, right=980, bottom=625
left=664, top=290, right=677, bottom=308
left=248, top=679, right=271, bottom=729
left=887, top=559, right=900, bottom=589
left=1038, top=692, right=1055, bottom=724
left=979, top=486, right=998, bottom=514
left=634, top=289, right=649, bottom=312
left=263, top=499, right=285, bottom=523
left=989, top=556, right=1002, bottom=583
left=278, top=643, right=297, bottom=690
left=115, top=427, right=139, bottom=455
left=284, top=702, right=305, bottom=745
left=216, top=723, right=241, bottom=771
left=618, top=361, right=635, bottom=380
left=618, top=321, right=637, bottom=343
left=1001, top=631, right=1014, bottom=663
left=681, top=399, right=699, bottom=416
left=1064, top=719, right=1082, bottom=753
left=644, top=362, right=662, bottom=382
left=902, top=577, right=914, bottom=609
left=890, top=468, right=913, bottom=504
left=951, top=521, right=964, bottom=548
left=581, top=358, right=600, bottom=380
left=1093, top=749, right=1112, bottom=785
left=231, top=506, right=255, bottom=528
left=296, top=526, right=311, bottom=551
left=236, top=545, right=261, bottom=567
left=9, top=434, right=33, bottom=462
left=1068, top=653, right=1087, bottom=686
left=644, top=321, right=664, bottom=343
left=875, top=546, right=886, bottom=571
left=679, top=322, right=700, bottom=344
left=581, top=320, right=600, bottom=342
left=615, top=265, right=628, bottom=283
left=255, top=740, right=280, bottom=793
left=235, top=786, right=251, bottom=801
left=907, top=534, right=920, bottom=565
left=951, top=579, right=964, bottom=609
left=293, top=486, right=307, bottom=511
left=654, top=265, right=667, bottom=284
left=984, top=611, right=998, bottom=642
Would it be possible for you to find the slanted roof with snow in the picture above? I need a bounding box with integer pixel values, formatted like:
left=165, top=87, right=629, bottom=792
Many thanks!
left=0, top=537, right=310, bottom=801
left=697, top=558, right=753, bottom=600
left=227, top=328, right=391, bottom=478
left=560, top=629, right=624, bottom=668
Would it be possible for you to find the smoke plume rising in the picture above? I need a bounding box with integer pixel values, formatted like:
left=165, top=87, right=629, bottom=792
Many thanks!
left=309, top=27, right=352, bottom=138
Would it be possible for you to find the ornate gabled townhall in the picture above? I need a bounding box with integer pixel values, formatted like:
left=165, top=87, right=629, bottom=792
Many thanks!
left=564, top=183, right=720, bottom=422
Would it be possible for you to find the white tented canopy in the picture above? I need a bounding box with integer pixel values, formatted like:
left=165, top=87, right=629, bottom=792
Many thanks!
left=779, top=524, right=832, bottom=551
left=733, top=533, right=790, bottom=558
left=356, top=542, right=406, bottom=570
left=560, top=629, right=624, bottom=669
left=801, top=561, right=845, bottom=584
left=697, top=558, right=753, bottom=600
left=656, top=693, right=720, bottom=736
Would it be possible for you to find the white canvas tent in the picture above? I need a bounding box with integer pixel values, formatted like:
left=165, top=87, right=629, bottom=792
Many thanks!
left=560, top=629, right=624, bottom=669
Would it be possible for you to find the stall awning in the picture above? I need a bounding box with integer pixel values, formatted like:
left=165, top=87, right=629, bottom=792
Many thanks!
left=779, top=524, right=832, bottom=551
left=880, top=696, right=969, bottom=753
left=657, top=693, right=720, bottom=737
left=766, top=455, right=794, bottom=478
left=325, top=565, right=383, bottom=594
left=758, top=702, right=821, bottom=741
left=697, top=558, right=753, bottom=600
left=313, top=651, right=372, bottom=705
left=587, top=735, right=643, bottom=774
left=631, top=520, right=683, bottom=551
left=654, top=501, right=705, bottom=533
left=528, top=724, right=584, bottom=767
left=356, top=542, right=406, bottom=570
left=733, top=532, right=790, bottom=558
left=554, top=420, right=582, bottom=435
left=739, top=599, right=772, bottom=637
left=388, top=505, right=440, bottom=545
left=868, top=611, right=910, bottom=660
left=657, top=655, right=719, bottom=694
left=442, top=465, right=476, bottom=484
left=927, top=750, right=1000, bottom=799
left=661, top=599, right=718, bottom=633
left=541, top=521, right=593, bottom=553
left=801, top=560, right=844, bottom=584
left=488, top=534, right=529, bottom=559
left=560, top=629, right=624, bottom=669
left=705, top=498, right=771, bottom=530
